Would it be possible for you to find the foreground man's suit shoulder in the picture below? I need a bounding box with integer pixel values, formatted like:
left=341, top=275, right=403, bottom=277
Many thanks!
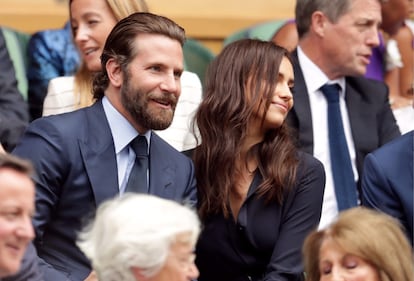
left=12, top=101, right=197, bottom=281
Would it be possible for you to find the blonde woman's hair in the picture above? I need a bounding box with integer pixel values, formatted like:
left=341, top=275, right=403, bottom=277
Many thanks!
left=70, top=0, right=149, bottom=108
left=303, top=207, right=413, bottom=281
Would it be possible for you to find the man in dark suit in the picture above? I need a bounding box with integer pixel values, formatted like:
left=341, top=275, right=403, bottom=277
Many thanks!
left=13, top=13, right=196, bottom=281
left=0, top=29, right=29, bottom=152
left=361, top=130, right=413, bottom=245
left=286, top=0, right=401, bottom=229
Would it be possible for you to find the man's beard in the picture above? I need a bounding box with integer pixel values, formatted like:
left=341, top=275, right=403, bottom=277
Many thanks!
left=120, top=72, right=178, bottom=131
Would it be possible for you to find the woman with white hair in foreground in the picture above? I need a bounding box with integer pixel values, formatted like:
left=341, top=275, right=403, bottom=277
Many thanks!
left=77, top=194, right=200, bottom=281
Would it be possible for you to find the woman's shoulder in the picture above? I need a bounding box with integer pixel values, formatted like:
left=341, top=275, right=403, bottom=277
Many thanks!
left=296, top=151, right=325, bottom=179
left=297, top=150, right=322, bottom=167
left=289, top=151, right=325, bottom=203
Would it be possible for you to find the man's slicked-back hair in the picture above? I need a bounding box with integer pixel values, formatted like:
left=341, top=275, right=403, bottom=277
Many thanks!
left=92, top=12, right=186, bottom=99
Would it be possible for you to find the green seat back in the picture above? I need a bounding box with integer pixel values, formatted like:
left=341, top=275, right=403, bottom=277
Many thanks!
left=223, top=20, right=286, bottom=47
left=1, top=27, right=30, bottom=100
left=183, top=38, right=215, bottom=87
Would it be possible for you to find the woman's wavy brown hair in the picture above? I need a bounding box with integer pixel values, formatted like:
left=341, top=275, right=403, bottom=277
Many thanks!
left=194, top=39, right=298, bottom=219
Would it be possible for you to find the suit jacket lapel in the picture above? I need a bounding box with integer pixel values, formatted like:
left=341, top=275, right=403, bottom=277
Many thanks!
left=345, top=79, right=363, bottom=145
left=148, top=133, right=174, bottom=196
left=345, top=78, right=375, bottom=159
left=289, top=50, right=314, bottom=154
left=79, top=101, right=119, bottom=205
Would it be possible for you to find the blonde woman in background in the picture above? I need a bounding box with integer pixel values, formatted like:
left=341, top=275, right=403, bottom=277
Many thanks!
left=44, top=0, right=148, bottom=115
left=303, top=207, right=413, bottom=281
left=43, top=0, right=203, bottom=152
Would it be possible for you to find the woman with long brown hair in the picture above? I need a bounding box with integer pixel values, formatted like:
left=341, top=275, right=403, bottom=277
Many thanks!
left=193, top=39, right=325, bottom=281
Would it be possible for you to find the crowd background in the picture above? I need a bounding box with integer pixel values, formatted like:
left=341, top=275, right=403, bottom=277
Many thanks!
left=0, top=0, right=295, bottom=54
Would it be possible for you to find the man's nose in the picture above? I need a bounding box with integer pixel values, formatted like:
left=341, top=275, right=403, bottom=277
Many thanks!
left=160, top=73, right=180, bottom=96
left=16, top=216, right=35, bottom=241
left=366, top=27, right=380, bottom=48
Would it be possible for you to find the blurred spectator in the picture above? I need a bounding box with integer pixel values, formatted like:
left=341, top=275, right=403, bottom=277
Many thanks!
left=271, top=19, right=297, bottom=52
left=0, top=29, right=29, bottom=152
left=303, top=207, right=413, bottom=281
left=380, top=0, right=412, bottom=36
left=386, top=17, right=414, bottom=133
left=78, top=194, right=200, bottom=281
left=27, top=21, right=80, bottom=120
left=361, top=130, right=413, bottom=245
left=0, top=154, right=36, bottom=278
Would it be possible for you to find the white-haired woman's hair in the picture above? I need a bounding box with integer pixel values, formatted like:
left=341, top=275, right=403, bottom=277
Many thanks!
left=77, top=194, right=200, bottom=281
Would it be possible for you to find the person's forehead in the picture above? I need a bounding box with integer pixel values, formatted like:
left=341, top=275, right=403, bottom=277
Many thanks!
left=0, top=169, right=34, bottom=195
left=170, top=233, right=194, bottom=249
left=347, top=0, right=382, bottom=15
left=335, top=0, right=381, bottom=24
left=131, top=34, right=184, bottom=65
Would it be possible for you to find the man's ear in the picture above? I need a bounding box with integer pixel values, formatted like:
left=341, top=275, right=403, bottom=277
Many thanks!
left=311, top=11, right=328, bottom=37
left=106, top=58, right=123, bottom=88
